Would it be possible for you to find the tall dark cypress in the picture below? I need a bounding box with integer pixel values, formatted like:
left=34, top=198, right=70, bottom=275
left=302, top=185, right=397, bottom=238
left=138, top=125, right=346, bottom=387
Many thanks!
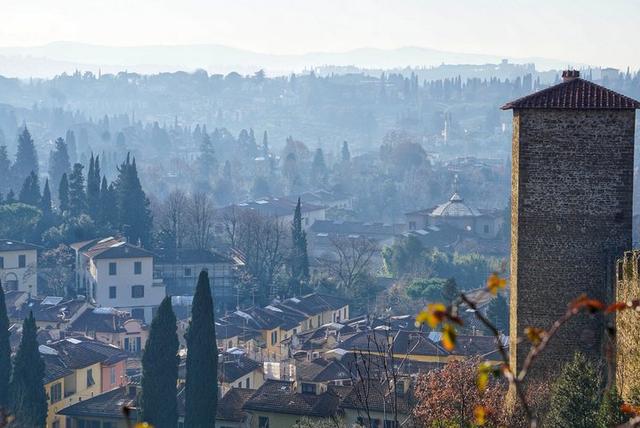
left=141, top=296, right=179, bottom=428
left=18, top=171, right=40, bottom=206
left=184, top=271, right=218, bottom=428
left=48, top=137, right=70, bottom=193
left=12, top=127, right=38, bottom=190
left=87, top=154, right=101, bottom=218
left=0, top=282, right=10, bottom=409
left=290, top=198, right=310, bottom=288
left=68, top=163, right=86, bottom=216
left=114, top=155, right=152, bottom=245
left=58, top=173, right=69, bottom=213
left=0, top=145, right=11, bottom=197
left=9, top=312, right=47, bottom=428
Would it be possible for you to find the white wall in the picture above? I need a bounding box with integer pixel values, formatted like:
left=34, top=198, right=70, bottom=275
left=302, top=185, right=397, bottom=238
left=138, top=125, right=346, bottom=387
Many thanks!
left=0, top=249, right=37, bottom=296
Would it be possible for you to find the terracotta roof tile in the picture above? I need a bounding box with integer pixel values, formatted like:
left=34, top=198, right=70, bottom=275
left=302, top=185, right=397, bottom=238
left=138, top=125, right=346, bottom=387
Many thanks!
left=502, top=78, right=640, bottom=110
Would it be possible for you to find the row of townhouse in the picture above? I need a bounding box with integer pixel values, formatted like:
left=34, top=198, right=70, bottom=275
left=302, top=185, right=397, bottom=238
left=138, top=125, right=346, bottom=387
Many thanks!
left=215, top=293, right=350, bottom=362
left=0, top=239, right=40, bottom=295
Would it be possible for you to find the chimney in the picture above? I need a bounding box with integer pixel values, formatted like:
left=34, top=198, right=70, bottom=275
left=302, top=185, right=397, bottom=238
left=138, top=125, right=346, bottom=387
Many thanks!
left=562, top=69, right=580, bottom=82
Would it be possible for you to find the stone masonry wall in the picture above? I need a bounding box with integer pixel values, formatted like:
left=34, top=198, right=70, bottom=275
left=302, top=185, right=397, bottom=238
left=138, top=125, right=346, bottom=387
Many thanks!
left=616, top=251, right=640, bottom=400
left=509, top=109, right=635, bottom=378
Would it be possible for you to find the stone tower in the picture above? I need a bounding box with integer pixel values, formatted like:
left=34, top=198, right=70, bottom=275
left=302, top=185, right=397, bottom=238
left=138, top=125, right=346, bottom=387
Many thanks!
left=503, top=70, right=639, bottom=376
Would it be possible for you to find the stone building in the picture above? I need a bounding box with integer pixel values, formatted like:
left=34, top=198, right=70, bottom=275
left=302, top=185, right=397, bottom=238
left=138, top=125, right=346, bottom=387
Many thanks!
left=503, top=70, right=639, bottom=376
left=615, top=251, right=640, bottom=400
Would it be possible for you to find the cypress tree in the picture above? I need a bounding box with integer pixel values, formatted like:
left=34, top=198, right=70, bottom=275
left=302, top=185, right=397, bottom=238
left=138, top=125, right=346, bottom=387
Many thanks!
left=40, top=179, right=52, bottom=217
left=87, top=154, right=101, bottom=218
left=291, top=198, right=310, bottom=283
left=0, top=145, right=11, bottom=196
left=0, top=282, right=10, bottom=408
left=58, top=173, right=69, bottom=213
left=113, top=155, right=152, bottom=245
left=48, top=137, right=70, bottom=193
left=141, top=296, right=179, bottom=428
left=184, top=271, right=218, bottom=428
left=18, top=171, right=40, bottom=206
left=9, top=312, right=47, bottom=428
left=546, top=352, right=601, bottom=428
left=597, top=385, right=627, bottom=428
left=65, top=129, right=77, bottom=164
left=341, top=140, right=351, bottom=163
left=68, top=163, right=86, bottom=216
left=12, top=127, right=38, bottom=189
left=262, top=130, right=269, bottom=156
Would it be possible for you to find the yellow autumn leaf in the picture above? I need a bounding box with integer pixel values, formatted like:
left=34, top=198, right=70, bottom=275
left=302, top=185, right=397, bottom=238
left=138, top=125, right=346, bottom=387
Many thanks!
left=474, top=405, right=487, bottom=425
left=416, top=303, right=447, bottom=328
left=477, top=362, right=493, bottom=392
left=486, top=273, right=506, bottom=295
left=524, top=327, right=545, bottom=346
left=441, top=323, right=457, bottom=351
left=135, top=423, right=153, bottom=428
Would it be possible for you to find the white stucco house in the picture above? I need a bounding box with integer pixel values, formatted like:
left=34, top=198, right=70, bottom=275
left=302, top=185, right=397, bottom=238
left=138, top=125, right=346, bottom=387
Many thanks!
left=71, top=237, right=166, bottom=323
left=0, top=239, right=39, bottom=296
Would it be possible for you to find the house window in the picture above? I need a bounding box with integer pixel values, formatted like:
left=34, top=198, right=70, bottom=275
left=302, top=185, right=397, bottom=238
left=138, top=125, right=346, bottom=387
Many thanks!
left=384, top=421, right=398, bottom=428
left=271, top=331, right=277, bottom=346
left=87, top=368, right=95, bottom=387
left=0, top=256, right=3, bottom=268
left=110, top=366, right=116, bottom=385
left=258, top=416, right=269, bottom=428
left=409, top=221, right=416, bottom=230
left=131, top=285, right=145, bottom=298
left=109, top=286, right=117, bottom=299
left=52, top=421, right=60, bottom=428
left=184, top=267, right=192, bottom=277
left=237, top=382, right=242, bottom=388
left=228, top=340, right=232, bottom=348
left=131, top=308, right=145, bottom=321
left=50, top=382, right=62, bottom=403
left=483, top=224, right=490, bottom=234
left=245, top=378, right=250, bottom=388
left=136, top=336, right=142, bottom=351
left=134, top=261, right=142, bottom=275
left=109, top=262, right=117, bottom=275
left=18, top=254, right=26, bottom=268
left=343, top=308, right=347, bottom=319
left=301, top=383, right=316, bottom=394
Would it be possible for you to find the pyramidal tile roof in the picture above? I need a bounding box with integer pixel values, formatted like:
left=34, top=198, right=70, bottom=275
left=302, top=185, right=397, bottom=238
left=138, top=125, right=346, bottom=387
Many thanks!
left=502, top=75, right=640, bottom=110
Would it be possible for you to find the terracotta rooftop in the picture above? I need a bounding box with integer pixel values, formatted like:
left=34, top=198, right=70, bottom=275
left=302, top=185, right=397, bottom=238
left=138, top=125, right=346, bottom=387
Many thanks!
left=502, top=72, right=640, bottom=110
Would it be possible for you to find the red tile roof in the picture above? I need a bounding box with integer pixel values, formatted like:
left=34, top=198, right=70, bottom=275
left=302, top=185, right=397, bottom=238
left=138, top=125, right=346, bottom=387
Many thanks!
left=502, top=78, right=640, bottom=110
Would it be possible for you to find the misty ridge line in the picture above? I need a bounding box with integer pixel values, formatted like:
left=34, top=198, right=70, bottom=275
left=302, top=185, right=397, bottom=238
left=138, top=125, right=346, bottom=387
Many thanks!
left=0, top=41, right=590, bottom=78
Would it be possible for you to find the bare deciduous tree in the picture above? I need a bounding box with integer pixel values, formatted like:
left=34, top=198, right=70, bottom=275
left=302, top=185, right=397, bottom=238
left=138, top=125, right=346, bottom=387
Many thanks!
left=157, top=189, right=189, bottom=250
left=322, top=236, right=379, bottom=291
left=187, top=191, right=214, bottom=250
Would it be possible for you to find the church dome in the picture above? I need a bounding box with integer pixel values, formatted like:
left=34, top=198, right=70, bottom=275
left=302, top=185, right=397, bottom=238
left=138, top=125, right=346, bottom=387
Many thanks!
left=431, top=192, right=481, bottom=217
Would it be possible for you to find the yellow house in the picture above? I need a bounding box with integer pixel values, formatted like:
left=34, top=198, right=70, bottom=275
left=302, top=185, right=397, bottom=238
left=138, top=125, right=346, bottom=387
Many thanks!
left=219, top=353, right=265, bottom=396
left=41, top=338, right=128, bottom=428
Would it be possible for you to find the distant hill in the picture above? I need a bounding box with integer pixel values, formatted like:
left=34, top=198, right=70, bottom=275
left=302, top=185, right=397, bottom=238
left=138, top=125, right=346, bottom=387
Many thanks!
left=0, top=42, right=587, bottom=78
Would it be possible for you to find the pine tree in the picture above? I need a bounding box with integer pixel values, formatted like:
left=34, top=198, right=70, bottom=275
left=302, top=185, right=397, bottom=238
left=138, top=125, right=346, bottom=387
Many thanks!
left=0, top=145, right=11, bottom=196
left=0, top=282, right=11, bottom=408
left=9, top=312, right=47, bottom=428
left=12, top=127, right=39, bottom=189
left=597, top=384, right=627, bottom=428
left=290, top=198, right=310, bottom=294
left=184, top=271, right=218, bottom=428
left=87, top=154, right=101, bottom=218
left=341, top=140, right=351, bottom=163
left=141, top=297, right=179, bottom=428
left=68, top=163, right=86, bottom=216
left=486, top=293, right=509, bottom=334
left=58, top=173, right=69, bottom=213
left=18, top=171, right=40, bottom=206
left=48, top=137, right=70, bottom=193
left=113, top=155, right=153, bottom=245
left=546, top=352, right=601, bottom=428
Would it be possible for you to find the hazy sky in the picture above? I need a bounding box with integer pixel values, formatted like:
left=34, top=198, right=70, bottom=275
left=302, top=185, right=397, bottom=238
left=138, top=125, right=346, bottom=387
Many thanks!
left=2, top=0, right=639, bottom=68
